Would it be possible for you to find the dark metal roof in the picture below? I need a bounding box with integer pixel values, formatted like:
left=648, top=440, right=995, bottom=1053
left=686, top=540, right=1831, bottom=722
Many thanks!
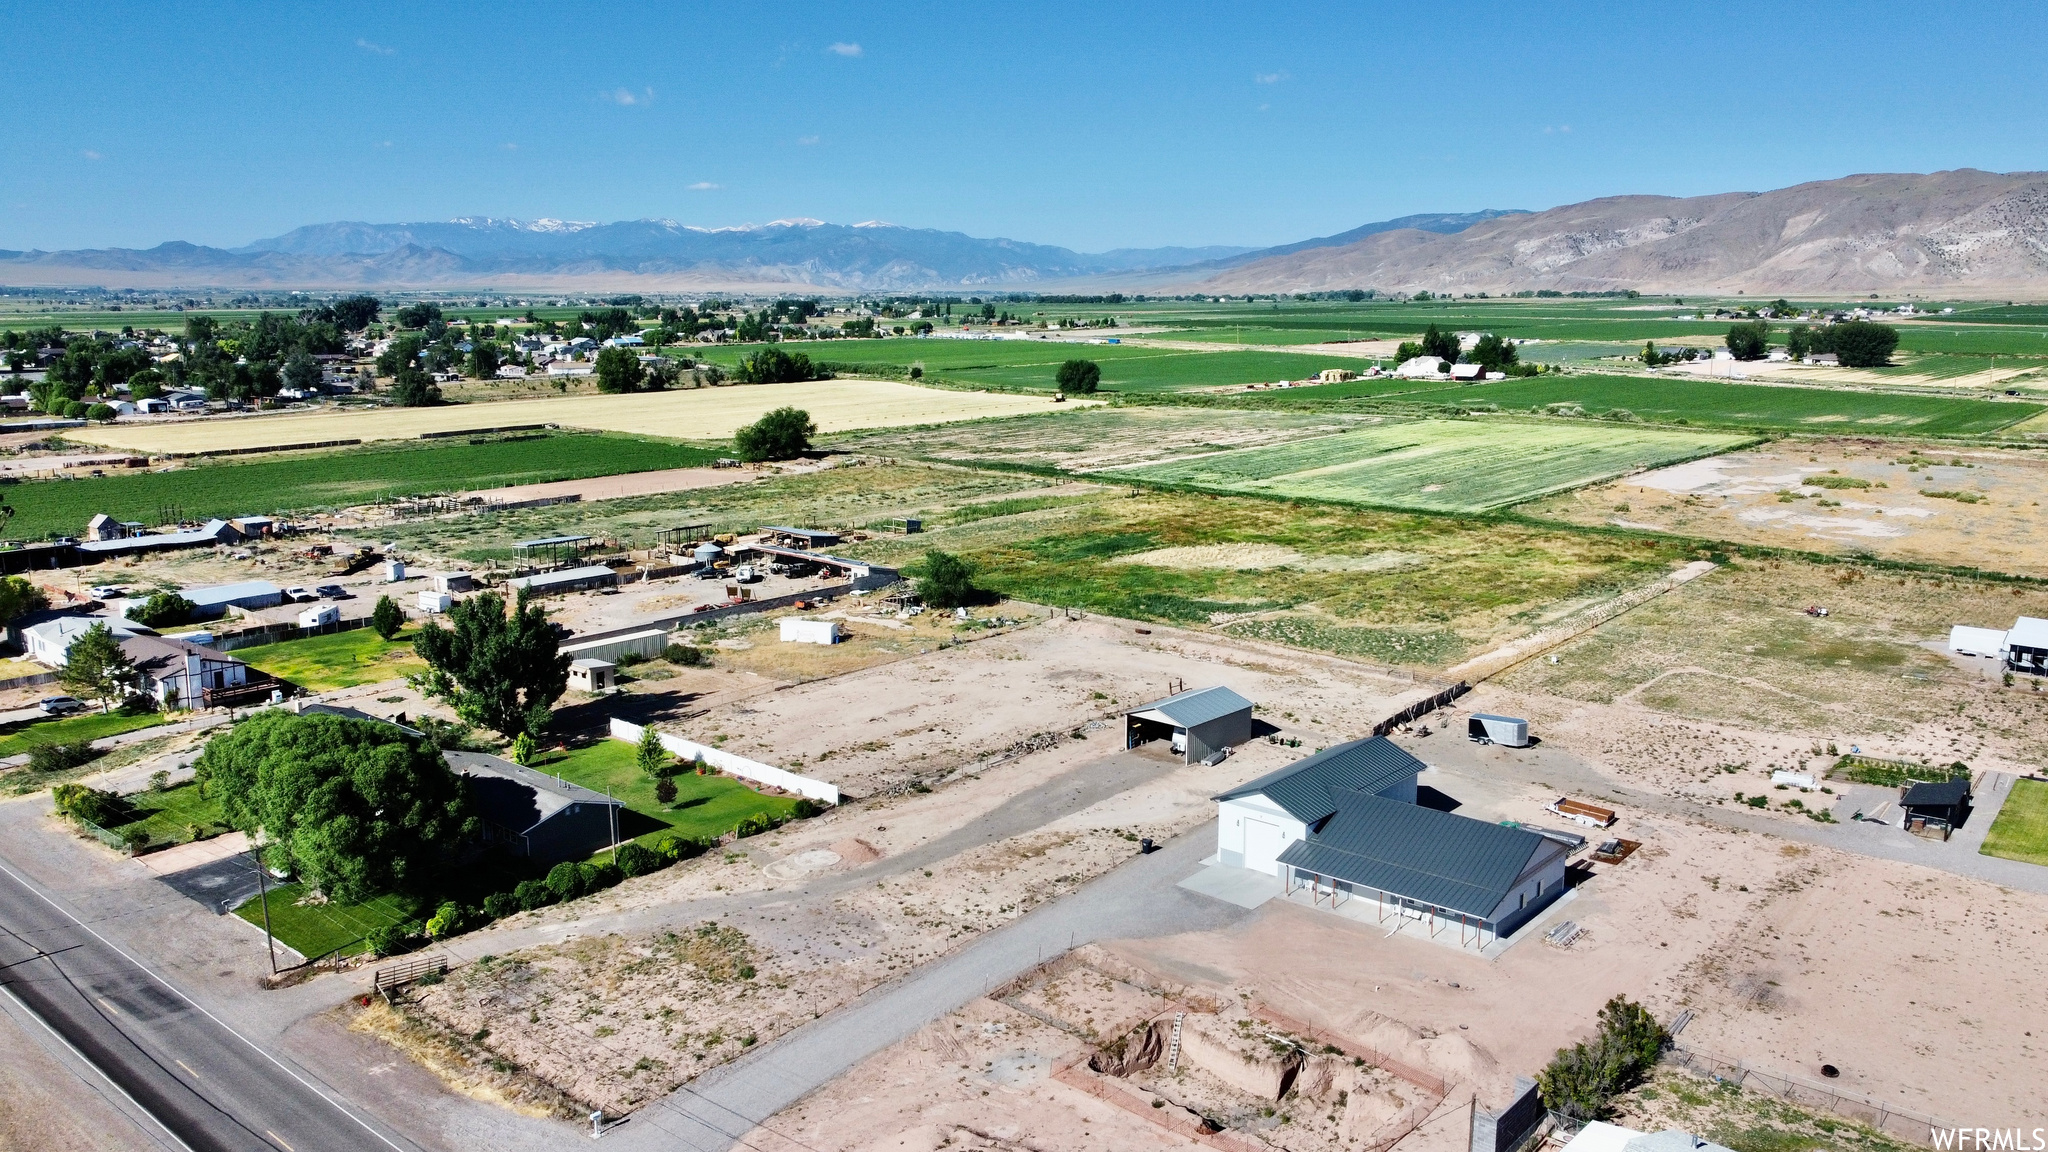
left=1277, top=792, right=1557, bottom=919
left=1213, top=735, right=1424, bottom=823
left=1901, top=778, right=1971, bottom=807
left=1129, top=685, right=1255, bottom=730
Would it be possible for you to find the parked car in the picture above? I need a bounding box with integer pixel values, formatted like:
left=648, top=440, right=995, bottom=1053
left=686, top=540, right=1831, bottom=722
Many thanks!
left=87, top=585, right=126, bottom=600
left=283, top=587, right=318, bottom=603
left=37, top=696, right=84, bottom=715
left=315, top=585, right=349, bottom=599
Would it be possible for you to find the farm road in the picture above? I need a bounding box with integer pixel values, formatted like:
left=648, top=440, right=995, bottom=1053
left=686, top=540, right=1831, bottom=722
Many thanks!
left=602, top=822, right=1246, bottom=1152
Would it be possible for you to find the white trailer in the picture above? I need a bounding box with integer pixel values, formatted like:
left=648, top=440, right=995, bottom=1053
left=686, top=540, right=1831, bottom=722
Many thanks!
left=1467, top=713, right=1531, bottom=747
left=296, top=604, right=340, bottom=629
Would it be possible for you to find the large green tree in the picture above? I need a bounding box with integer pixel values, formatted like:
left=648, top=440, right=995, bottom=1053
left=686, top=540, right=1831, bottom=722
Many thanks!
left=734, top=406, right=816, bottom=462
left=390, top=365, right=442, bottom=407
left=731, top=346, right=817, bottom=384
left=1419, top=323, right=1461, bottom=362
left=1820, top=320, right=1899, bottom=367
left=916, top=550, right=981, bottom=609
left=59, top=623, right=135, bottom=713
left=1055, top=359, right=1101, bottom=394
left=1467, top=334, right=1518, bottom=374
left=413, top=590, right=569, bottom=738
left=594, top=346, right=646, bottom=393
left=0, top=576, right=48, bottom=626
left=1725, top=319, right=1770, bottom=360
left=194, top=710, right=475, bottom=902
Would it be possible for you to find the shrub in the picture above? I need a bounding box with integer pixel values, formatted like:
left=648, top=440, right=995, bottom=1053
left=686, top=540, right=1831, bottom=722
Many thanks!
left=30, top=740, right=101, bottom=773
left=371, top=595, right=404, bottom=640
left=481, top=892, right=520, bottom=919
left=121, top=828, right=152, bottom=852
left=544, top=861, right=586, bottom=902
left=149, top=769, right=171, bottom=792
left=1055, top=359, right=1101, bottom=394
left=615, top=842, right=664, bottom=877
left=126, top=591, right=198, bottom=629
left=916, top=549, right=981, bottom=609
left=51, top=783, right=124, bottom=826
left=513, top=878, right=554, bottom=911
left=663, top=642, right=707, bottom=666
left=510, top=732, right=537, bottom=766
left=86, top=403, right=116, bottom=423
left=425, top=901, right=469, bottom=939
left=734, top=406, right=816, bottom=461
left=1537, top=996, right=1670, bottom=1122
left=656, top=833, right=711, bottom=861
left=366, top=925, right=410, bottom=958
left=655, top=777, right=678, bottom=805
left=792, top=798, right=819, bottom=819
left=584, top=861, right=622, bottom=891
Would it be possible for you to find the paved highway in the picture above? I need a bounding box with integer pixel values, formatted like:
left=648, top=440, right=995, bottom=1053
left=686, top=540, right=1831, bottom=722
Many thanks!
left=0, top=857, right=418, bottom=1152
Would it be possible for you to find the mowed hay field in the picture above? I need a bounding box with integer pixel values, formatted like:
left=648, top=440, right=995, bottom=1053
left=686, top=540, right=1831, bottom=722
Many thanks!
left=1105, top=419, right=1752, bottom=513
left=62, top=380, right=1075, bottom=455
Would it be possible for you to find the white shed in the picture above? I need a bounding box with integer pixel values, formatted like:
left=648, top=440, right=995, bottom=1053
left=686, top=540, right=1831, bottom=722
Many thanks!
left=296, top=604, right=340, bottom=629
left=418, top=590, right=453, bottom=613
left=780, top=618, right=843, bottom=645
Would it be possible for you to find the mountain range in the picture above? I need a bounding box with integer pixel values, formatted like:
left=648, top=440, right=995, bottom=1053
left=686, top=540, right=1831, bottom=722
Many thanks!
left=6, top=170, right=2048, bottom=295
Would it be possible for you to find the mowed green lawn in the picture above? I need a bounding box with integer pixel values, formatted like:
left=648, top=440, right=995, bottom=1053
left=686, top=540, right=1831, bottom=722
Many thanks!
left=1106, top=419, right=1751, bottom=513
left=0, top=709, right=168, bottom=756
left=232, top=627, right=425, bottom=691
left=7, top=431, right=717, bottom=540
left=234, top=883, right=419, bottom=960
left=537, top=739, right=801, bottom=847
left=1278, top=373, right=2041, bottom=434
left=1981, top=778, right=2048, bottom=867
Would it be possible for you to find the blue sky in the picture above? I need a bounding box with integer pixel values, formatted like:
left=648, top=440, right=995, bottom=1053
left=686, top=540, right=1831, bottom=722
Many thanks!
left=6, top=1, right=2047, bottom=253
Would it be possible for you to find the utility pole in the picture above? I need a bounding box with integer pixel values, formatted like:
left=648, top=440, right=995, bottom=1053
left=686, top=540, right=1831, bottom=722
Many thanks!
left=252, top=848, right=278, bottom=974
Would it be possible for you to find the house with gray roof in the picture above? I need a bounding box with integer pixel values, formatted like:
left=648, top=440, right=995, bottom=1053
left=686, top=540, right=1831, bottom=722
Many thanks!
left=1213, top=734, right=1568, bottom=945
left=1125, top=684, right=1254, bottom=764
left=443, top=751, right=624, bottom=864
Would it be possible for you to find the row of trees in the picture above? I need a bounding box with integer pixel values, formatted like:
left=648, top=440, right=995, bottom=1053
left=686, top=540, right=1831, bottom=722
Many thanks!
left=1726, top=319, right=1898, bottom=366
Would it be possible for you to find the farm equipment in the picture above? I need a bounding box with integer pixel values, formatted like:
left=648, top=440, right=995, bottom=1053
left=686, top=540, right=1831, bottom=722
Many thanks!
left=1804, top=605, right=1830, bottom=617
left=334, top=548, right=384, bottom=576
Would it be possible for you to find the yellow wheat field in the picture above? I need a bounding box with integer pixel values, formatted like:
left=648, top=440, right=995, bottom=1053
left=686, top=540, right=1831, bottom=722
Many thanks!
left=64, top=381, right=1084, bottom=454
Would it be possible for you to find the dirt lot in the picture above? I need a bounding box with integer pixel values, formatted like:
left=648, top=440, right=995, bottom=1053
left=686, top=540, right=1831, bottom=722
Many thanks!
left=1522, top=438, right=2048, bottom=576
left=753, top=783, right=2048, bottom=1150
left=63, top=381, right=1081, bottom=455
left=1493, top=557, right=2048, bottom=773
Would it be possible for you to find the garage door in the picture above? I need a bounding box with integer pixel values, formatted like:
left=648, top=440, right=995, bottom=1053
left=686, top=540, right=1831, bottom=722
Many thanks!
left=1243, top=819, right=1287, bottom=876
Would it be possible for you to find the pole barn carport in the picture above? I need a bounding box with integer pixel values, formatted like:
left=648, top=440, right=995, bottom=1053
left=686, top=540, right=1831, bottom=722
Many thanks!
left=1125, top=685, right=1254, bottom=764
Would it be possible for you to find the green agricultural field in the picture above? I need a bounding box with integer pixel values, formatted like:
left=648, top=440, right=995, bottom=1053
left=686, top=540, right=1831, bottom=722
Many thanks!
left=104, top=781, right=231, bottom=852
left=0, top=709, right=168, bottom=756
left=697, top=339, right=1352, bottom=393
left=1268, top=373, right=2042, bottom=434
left=232, top=627, right=426, bottom=691
left=1105, top=420, right=1750, bottom=513
left=536, top=739, right=802, bottom=847
left=5, top=431, right=717, bottom=540
left=1981, top=778, right=2048, bottom=867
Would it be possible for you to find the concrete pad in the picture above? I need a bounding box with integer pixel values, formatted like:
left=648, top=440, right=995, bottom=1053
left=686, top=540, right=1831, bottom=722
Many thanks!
left=1177, top=863, right=1282, bottom=909
left=134, top=831, right=249, bottom=877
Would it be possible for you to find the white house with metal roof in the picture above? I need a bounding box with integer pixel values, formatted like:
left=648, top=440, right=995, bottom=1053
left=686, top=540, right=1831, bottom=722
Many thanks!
left=1124, top=684, right=1254, bottom=764
left=2006, top=616, right=2048, bottom=674
left=1212, top=734, right=1570, bottom=945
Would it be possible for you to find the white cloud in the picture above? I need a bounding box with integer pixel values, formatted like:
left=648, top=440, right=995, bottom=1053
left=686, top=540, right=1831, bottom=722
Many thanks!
left=356, top=38, right=395, bottom=55
left=502, top=142, right=518, bottom=151
left=80, top=150, right=102, bottom=161
left=686, top=182, right=722, bottom=191
left=827, top=42, right=862, bottom=57
left=1255, top=70, right=1289, bottom=84
left=605, top=87, right=655, bottom=106
left=378, top=140, right=393, bottom=148
left=1543, top=124, right=1572, bottom=134
left=796, top=135, right=821, bottom=145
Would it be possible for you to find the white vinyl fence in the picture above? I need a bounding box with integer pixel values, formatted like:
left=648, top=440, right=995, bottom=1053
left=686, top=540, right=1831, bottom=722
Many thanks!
left=608, top=718, right=840, bottom=805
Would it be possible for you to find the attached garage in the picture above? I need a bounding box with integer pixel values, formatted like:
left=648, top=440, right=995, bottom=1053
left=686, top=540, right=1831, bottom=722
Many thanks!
left=1212, top=735, right=1425, bottom=875
left=1126, top=684, right=1254, bottom=764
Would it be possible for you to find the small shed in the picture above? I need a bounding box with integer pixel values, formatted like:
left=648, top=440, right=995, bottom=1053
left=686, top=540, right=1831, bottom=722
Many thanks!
left=761, top=526, right=841, bottom=548
left=432, top=572, right=475, bottom=594
left=444, top=751, right=623, bottom=864
left=2006, top=616, right=2048, bottom=674
left=780, top=618, right=843, bottom=645
left=1126, top=684, right=1254, bottom=763
left=1900, top=778, right=1971, bottom=831
left=568, top=658, right=615, bottom=692
left=418, top=590, right=452, bottom=613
